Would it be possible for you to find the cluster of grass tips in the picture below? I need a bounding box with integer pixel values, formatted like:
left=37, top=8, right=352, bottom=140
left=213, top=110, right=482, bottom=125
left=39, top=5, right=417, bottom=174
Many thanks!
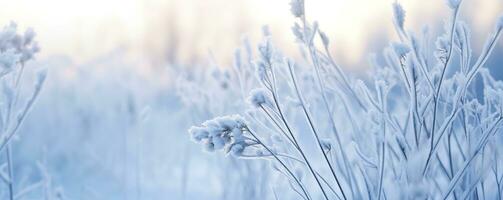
left=188, top=0, right=503, bottom=199
left=0, top=22, right=51, bottom=199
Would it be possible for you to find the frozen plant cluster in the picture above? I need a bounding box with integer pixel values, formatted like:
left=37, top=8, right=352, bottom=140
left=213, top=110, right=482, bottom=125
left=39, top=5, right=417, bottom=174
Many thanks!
left=0, top=22, right=39, bottom=75
left=188, top=0, right=503, bottom=199
left=177, top=38, right=276, bottom=198
left=0, top=22, right=51, bottom=199
left=189, top=115, right=248, bottom=155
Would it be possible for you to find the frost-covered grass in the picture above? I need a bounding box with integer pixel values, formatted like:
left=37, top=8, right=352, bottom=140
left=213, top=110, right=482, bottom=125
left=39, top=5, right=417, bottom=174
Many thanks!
left=0, top=22, right=48, bottom=199
left=0, top=0, right=502, bottom=200
left=187, top=0, right=503, bottom=199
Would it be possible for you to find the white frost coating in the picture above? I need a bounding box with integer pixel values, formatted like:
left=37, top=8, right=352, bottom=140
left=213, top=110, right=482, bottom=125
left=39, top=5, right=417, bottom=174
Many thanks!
left=0, top=49, right=20, bottom=71
left=189, top=126, right=209, bottom=142
left=289, top=0, right=304, bottom=18
left=248, top=88, right=272, bottom=108
left=184, top=1, right=503, bottom=199
left=0, top=22, right=50, bottom=200
left=189, top=115, right=249, bottom=156
left=229, top=143, right=244, bottom=156
left=0, top=22, right=39, bottom=65
left=392, top=2, right=406, bottom=30
left=391, top=42, right=410, bottom=57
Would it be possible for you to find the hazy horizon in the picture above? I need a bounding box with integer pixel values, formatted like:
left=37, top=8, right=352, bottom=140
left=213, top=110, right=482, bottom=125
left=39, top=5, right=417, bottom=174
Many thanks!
left=2, top=0, right=501, bottom=69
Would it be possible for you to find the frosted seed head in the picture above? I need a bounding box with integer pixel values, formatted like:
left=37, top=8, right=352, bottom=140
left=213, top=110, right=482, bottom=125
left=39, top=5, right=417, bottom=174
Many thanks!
left=248, top=88, right=272, bottom=108
left=10, top=35, right=22, bottom=49
left=202, top=119, right=222, bottom=135
left=222, top=135, right=231, bottom=143
left=233, top=134, right=245, bottom=144
left=188, top=126, right=209, bottom=142
left=291, top=23, right=304, bottom=43
left=0, top=49, right=20, bottom=71
left=195, top=114, right=248, bottom=157
left=24, top=28, right=36, bottom=45
left=21, top=41, right=40, bottom=62
left=212, top=136, right=226, bottom=150
left=391, top=42, right=410, bottom=58
left=230, top=115, right=246, bottom=129
left=0, top=22, right=39, bottom=65
left=206, top=126, right=223, bottom=137
left=289, top=0, right=304, bottom=18
left=0, top=22, right=17, bottom=49
left=319, top=31, right=329, bottom=47
left=200, top=115, right=247, bottom=135
left=230, top=127, right=243, bottom=137
left=392, top=2, right=406, bottom=30
left=229, top=143, right=245, bottom=156
left=216, top=116, right=238, bottom=130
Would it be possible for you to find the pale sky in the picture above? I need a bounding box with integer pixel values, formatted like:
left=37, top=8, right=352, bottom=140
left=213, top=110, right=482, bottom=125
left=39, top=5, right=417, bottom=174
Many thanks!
left=0, top=0, right=502, bottom=69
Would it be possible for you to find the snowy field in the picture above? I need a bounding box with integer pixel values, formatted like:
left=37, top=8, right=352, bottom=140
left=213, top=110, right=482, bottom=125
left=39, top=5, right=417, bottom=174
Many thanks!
left=1, top=0, right=503, bottom=199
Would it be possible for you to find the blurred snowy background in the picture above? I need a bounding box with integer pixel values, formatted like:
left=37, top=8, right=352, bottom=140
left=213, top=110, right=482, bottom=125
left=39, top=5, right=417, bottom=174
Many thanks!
left=0, top=0, right=502, bottom=199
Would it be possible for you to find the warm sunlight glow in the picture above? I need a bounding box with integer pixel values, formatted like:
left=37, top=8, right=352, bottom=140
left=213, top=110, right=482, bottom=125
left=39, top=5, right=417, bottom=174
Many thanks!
left=0, top=0, right=501, bottom=67
left=0, top=0, right=145, bottom=62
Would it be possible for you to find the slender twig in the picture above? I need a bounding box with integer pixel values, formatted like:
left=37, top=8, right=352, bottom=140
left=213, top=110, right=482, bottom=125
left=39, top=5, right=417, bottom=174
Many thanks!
left=246, top=127, right=311, bottom=200
left=288, top=61, right=347, bottom=200
left=426, top=6, right=461, bottom=177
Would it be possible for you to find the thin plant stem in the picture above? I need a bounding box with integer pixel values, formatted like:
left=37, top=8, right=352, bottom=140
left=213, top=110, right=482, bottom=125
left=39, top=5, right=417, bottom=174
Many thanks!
left=246, top=127, right=311, bottom=200
left=287, top=61, right=347, bottom=200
